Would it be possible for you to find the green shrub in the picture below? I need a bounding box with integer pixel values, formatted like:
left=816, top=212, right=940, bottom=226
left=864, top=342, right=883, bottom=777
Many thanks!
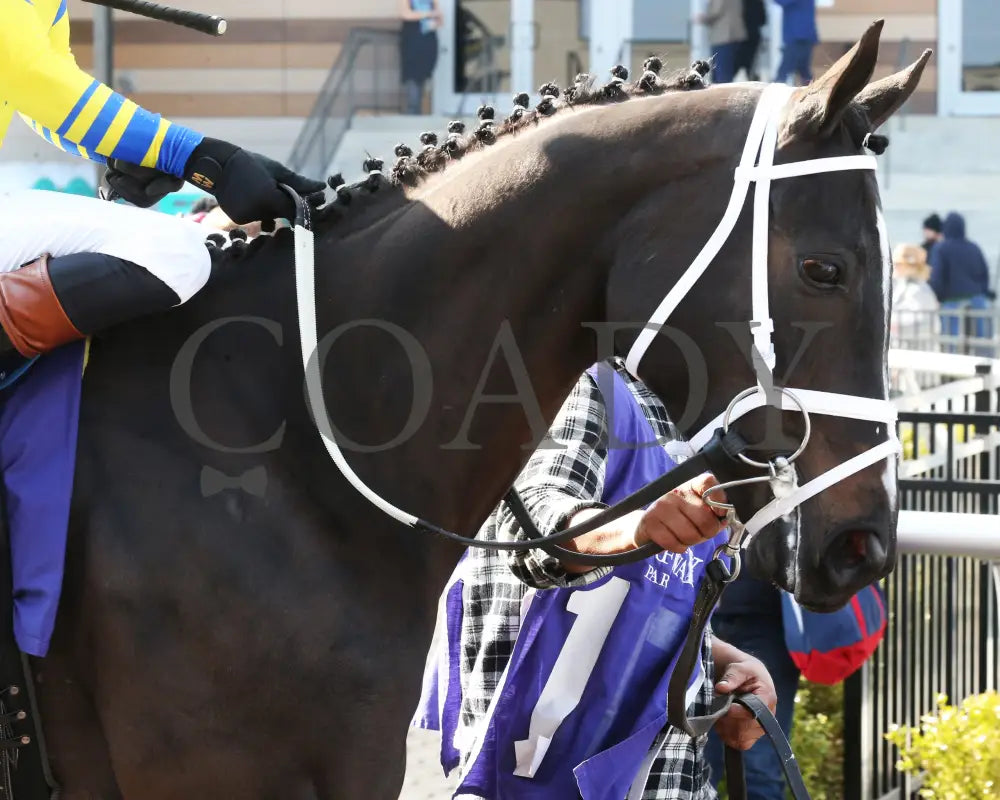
left=716, top=678, right=844, bottom=800
left=790, top=680, right=844, bottom=800
left=885, top=692, right=1000, bottom=799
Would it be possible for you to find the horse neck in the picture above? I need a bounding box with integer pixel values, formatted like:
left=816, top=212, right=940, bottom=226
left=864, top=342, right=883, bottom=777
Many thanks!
left=309, top=91, right=742, bottom=535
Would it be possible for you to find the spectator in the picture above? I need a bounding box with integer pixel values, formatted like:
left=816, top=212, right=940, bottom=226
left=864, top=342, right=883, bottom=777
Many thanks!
left=736, top=0, right=767, bottom=81
left=892, top=243, right=939, bottom=345
left=706, top=573, right=800, bottom=800
left=890, top=243, right=940, bottom=393
left=921, top=213, right=943, bottom=258
left=399, top=0, right=442, bottom=115
left=696, top=0, right=747, bottom=84
left=929, top=212, right=992, bottom=352
left=774, top=0, right=817, bottom=86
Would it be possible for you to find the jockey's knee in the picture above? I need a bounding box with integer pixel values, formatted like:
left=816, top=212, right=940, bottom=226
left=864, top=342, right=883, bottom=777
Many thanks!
left=47, top=251, right=184, bottom=332
left=0, top=249, right=206, bottom=357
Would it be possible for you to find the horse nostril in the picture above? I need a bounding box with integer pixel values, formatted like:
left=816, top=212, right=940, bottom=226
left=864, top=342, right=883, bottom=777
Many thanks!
left=843, top=530, right=868, bottom=565
left=829, top=529, right=885, bottom=570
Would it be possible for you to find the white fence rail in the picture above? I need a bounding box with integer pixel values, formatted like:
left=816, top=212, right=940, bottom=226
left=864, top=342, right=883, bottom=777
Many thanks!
left=898, top=512, right=1000, bottom=560
left=891, top=307, right=998, bottom=360
left=846, top=348, right=999, bottom=800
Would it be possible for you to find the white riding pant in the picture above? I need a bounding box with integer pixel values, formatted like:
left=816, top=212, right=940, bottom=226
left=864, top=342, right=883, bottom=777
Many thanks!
left=0, top=189, right=211, bottom=304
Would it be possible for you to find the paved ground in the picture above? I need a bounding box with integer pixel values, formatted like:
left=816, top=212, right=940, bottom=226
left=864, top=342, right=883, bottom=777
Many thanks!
left=398, top=728, right=458, bottom=800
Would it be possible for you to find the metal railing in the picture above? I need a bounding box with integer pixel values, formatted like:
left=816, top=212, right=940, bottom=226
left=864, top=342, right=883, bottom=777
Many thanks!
left=455, top=8, right=507, bottom=96
left=287, top=27, right=403, bottom=182
left=566, top=50, right=585, bottom=87
left=891, top=307, right=998, bottom=357
left=890, top=307, right=1000, bottom=395
left=843, top=362, right=1000, bottom=800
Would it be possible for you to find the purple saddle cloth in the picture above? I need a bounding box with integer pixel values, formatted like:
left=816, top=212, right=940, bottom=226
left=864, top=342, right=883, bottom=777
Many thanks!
left=0, top=342, right=85, bottom=656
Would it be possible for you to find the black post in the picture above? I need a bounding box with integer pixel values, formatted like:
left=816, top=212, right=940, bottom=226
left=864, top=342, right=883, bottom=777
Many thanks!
left=93, top=8, right=114, bottom=191
left=843, top=669, right=864, bottom=799
left=975, top=362, right=999, bottom=696
left=975, top=363, right=991, bottom=503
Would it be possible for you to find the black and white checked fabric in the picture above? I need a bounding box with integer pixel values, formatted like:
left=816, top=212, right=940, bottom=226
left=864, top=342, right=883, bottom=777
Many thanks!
left=453, top=359, right=717, bottom=799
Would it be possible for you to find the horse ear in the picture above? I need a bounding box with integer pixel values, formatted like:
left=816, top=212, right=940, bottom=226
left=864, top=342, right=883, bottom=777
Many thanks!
left=782, top=19, right=884, bottom=141
left=855, top=49, right=933, bottom=131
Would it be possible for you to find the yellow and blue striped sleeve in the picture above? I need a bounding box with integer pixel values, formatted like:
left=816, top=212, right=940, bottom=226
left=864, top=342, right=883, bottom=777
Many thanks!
left=0, top=0, right=203, bottom=176
left=23, top=116, right=108, bottom=165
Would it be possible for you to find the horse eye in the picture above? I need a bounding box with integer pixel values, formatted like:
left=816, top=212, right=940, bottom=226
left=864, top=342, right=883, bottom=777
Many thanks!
left=799, top=258, right=842, bottom=288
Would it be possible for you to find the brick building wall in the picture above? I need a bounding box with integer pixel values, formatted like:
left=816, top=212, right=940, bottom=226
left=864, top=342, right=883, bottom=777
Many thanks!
left=62, top=0, right=941, bottom=121
left=815, top=0, right=937, bottom=113
left=66, top=0, right=400, bottom=119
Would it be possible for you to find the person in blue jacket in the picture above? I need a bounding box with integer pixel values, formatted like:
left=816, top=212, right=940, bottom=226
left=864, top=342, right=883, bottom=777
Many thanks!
left=929, top=212, right=993, bottom=352
left=774, top=0, right=817, bottom=85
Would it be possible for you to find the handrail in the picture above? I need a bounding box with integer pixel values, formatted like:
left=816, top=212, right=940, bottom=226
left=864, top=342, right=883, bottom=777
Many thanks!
left=898, top=512, right=1000, bottom=559
left=888, top=347, right=1000, bottom=377
left=566, top=50, right=585, bottom=87
left=454, top=7, right=507, bottom=102
left=288, top=27, right=402, bottom=179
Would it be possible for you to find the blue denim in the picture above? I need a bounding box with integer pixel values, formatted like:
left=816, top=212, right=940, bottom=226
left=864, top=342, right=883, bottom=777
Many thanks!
left=711, top=42, right=740, bottom=84
left=707, top=608, right=801, bottom=800
left=940, top=295, right=992, bottom=355
left=775, top=40, right=814, bottom=84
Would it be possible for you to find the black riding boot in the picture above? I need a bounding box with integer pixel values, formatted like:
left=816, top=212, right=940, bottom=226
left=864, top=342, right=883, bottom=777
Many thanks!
left=0, top=252, right=181, bottom=359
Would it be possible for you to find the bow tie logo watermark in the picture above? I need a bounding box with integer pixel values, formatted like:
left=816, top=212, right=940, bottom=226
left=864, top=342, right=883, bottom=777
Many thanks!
left=200, top=466, right=268, bottom=498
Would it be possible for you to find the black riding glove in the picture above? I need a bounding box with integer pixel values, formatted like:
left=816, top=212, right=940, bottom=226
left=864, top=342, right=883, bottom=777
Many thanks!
left=100, top=158, right=184, bottom=208
left=183, top=137, right=326, bottom=224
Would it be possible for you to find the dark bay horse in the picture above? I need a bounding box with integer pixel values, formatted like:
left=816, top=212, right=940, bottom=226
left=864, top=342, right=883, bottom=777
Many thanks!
left=34, top=22, right=927, bottom=799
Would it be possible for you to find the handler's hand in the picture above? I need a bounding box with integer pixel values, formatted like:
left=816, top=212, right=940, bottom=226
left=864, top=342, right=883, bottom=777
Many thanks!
left=712, top=656, right=778, bottom=751
left=632, top=473, right=728, bottom=553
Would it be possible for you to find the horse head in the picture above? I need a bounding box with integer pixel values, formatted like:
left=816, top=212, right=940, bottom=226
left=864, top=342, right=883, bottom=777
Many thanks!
left=608, top=22, right=930, bottom=610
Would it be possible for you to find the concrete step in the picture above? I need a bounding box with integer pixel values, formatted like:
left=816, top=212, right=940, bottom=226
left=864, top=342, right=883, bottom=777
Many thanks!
left=347, top=114, right=454, bottom=133
left=878, top=173, right=999, bottom=211
left=882, top=115, right=1000, bottom=174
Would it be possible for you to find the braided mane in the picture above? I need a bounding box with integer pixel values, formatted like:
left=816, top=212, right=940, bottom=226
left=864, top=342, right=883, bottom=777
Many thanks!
left=204, top=59, right=712, bottom=264
left=205, top=57, right=892, bottom=268
left=377, top=59, right=710, bottom=194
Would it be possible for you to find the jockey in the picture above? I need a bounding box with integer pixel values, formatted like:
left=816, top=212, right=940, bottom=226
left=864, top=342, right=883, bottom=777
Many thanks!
left=0, top=0, right=325, bottom=360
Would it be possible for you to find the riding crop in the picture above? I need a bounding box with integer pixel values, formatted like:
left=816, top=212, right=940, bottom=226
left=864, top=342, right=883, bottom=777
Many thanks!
left=82, top=0, right=226, bottom=36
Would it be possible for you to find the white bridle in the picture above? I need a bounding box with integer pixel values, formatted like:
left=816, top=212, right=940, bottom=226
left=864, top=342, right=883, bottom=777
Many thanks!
left=289, top=82, right=900, bottom=546
left=624, top=83, right=900, bottom=540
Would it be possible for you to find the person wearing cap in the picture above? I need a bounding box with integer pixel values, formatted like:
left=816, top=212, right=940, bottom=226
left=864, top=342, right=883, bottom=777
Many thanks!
left=921, top=214, right=943, bottom=258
